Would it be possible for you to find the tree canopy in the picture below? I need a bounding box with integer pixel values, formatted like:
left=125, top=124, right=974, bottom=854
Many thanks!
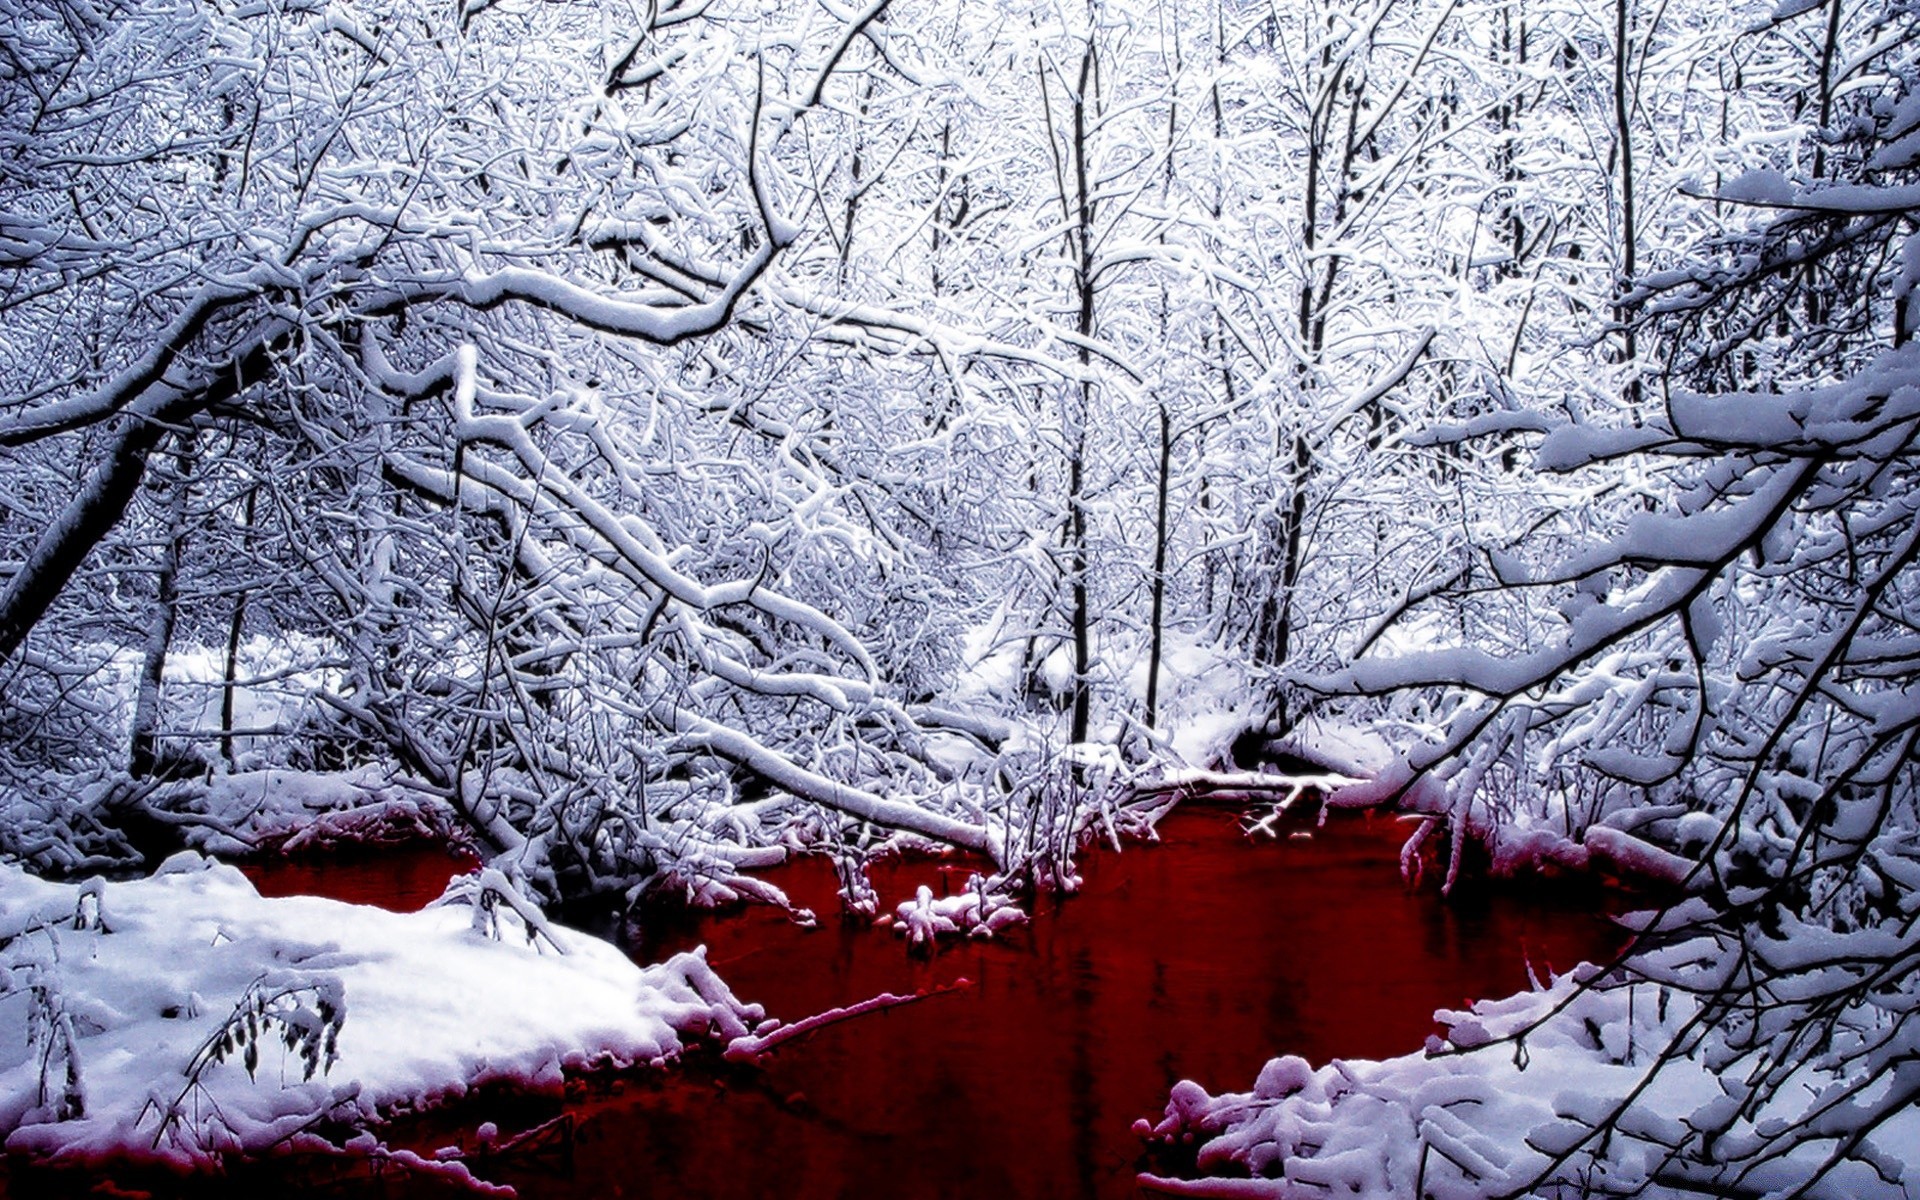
left=4, top=0, right=1919, bottom=1187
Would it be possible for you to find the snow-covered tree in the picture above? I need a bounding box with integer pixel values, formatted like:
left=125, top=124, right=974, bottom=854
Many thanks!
left=0, top=0, right=1039, bottom=899
left=1295, top=0, right=1920, bottom=1188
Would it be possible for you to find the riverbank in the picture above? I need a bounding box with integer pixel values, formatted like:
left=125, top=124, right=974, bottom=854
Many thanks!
left=0, top=853, right=760, bottom=1191
left=7, top=764, right=1734, bottom=1199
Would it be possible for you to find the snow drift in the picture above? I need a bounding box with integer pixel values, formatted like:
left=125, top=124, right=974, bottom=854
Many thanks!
left=0, top=853, right=759, bottom=1169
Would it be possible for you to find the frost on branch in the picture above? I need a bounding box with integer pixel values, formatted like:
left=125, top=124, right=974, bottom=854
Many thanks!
left=0, top=0, right=1024, bottom=907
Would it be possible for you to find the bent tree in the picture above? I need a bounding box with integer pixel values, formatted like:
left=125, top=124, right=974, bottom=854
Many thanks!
left=0, top=0, right=1022, bottom=901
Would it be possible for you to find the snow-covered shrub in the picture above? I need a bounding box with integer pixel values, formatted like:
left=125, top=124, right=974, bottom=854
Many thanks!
left=145, top=970, right=346, bottom=1155
left=0, top=773, right=145, bottom=878
left=434, top=868, right=568, bottom=955
left=891, top=874, right=1029, bottom=946
left=14, top=959, right=85, bottom=1126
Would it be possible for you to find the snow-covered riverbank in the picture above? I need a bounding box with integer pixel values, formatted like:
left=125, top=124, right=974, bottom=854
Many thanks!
left=1139, top=948, right=1920, bottom=1199
left=0, top=853, right=760, bottom=1174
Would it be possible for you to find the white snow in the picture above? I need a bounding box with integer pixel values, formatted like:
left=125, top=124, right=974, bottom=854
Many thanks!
left=1137, top=966, right=1920, bottom=1198
left=889, top=876, right=1030, bottom=944
left=1268, top=716, right=1397, bottom=779
left=1718, top=167, right=1799, bottom=206
left=0, top=853, right=760, bottom=1169
left=154, top=766, right=457, bottom=856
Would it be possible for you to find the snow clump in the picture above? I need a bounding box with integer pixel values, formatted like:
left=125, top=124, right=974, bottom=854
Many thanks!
left=892, top=874, right=1029, bottom=945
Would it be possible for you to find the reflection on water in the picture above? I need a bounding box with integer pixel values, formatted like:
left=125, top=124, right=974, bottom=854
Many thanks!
left=238, top=845, right=478, bottom=911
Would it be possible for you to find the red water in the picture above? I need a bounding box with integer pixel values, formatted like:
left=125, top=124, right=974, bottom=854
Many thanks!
left=3, top=808, right=1625, bottom=1199
left=237, top=846, right=479, bottom=911
left=396, top=807, right=1624, bottom=1199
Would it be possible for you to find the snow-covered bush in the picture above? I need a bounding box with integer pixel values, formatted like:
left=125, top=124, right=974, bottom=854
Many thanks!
left=145, top=970, right=347, bottom=1156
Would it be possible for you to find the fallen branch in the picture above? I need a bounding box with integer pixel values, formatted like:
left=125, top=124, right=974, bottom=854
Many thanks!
left=723, top=979, right=974, bottom=1063
left=1132, top=768, right=1364, bottom=800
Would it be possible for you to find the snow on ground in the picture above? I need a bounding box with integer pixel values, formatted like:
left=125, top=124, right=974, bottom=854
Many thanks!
left=155, top=766, right=457, bottom=855
left=946, top=614, right=1273, bottom=772
left=1269, top=715, right=1396, bottom=779
left=1137, top=964, right=1920, bottom=1199
left=153, top=637, right=345, bottom=761
left=0, top=853, right=759, bottom=1170
left=1142, top=634, right=1277, bottom=768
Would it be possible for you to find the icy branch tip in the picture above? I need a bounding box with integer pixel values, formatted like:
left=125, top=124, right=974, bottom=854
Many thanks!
left=722, top=978, right=974, bottom=1063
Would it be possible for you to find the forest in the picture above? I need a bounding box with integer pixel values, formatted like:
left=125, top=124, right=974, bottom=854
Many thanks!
left=1, top=0, right=1918, bottom=1193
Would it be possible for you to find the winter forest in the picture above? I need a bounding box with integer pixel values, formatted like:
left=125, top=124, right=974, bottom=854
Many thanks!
left=2, top=0, right=1918, bottom=1193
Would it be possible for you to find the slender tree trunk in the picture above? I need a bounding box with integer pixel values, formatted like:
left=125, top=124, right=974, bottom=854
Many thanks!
left=131, top=434, right=198, bottom=778
left=1272, top=432, right=1311, bottom=673
left=1144, top=22, right=1185, bottom=733
left=1145, top=404, right=1172, bottom=730
left=1203, top=4, right=1232, bottom=636
left=839, top=71, right=877, bottom=277
left=220, top=485, right=257, bottom=770
left=931, top=120, right=951, bottom=296
left=1813, top=0, right=1843, bottom=179
left=1613, top=0, right=1641, bottom=401
left=1263, top=10, right=1353, bottom=672
left=1804, top=0, right=1846, bottom=327
left=1041, top=36, right=1101, bottom=750
left=1496, top=4, right=1529, bottom=276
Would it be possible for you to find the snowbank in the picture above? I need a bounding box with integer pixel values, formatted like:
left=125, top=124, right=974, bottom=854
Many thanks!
left=1138, top=967, right=1920, bottom=1198
left=0, top=853, right=759, bottom=1169
left=154, top=766, right=457, bottom=855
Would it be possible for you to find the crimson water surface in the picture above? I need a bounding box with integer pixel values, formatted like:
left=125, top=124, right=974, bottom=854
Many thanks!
left=5, top=808, right=1622, bottom=1198
left=238, top=845, right=480, bottom=910
left=402, top=806, right=1622, bottom=1198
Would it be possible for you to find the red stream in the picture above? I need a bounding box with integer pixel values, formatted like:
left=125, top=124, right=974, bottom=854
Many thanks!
left=237, top=846, right=481, bottom=911
left=558, top=807, right=1625, bottom=1200
left=6, top=808, right=1626, bottom=1198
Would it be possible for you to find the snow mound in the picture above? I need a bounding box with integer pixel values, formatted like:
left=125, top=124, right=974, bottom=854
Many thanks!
left=1137, top=968, right=1919, bottom=1198
left=0, top=854, right=759, bottom=1168
left=158, top=766, right=457, bottom=855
